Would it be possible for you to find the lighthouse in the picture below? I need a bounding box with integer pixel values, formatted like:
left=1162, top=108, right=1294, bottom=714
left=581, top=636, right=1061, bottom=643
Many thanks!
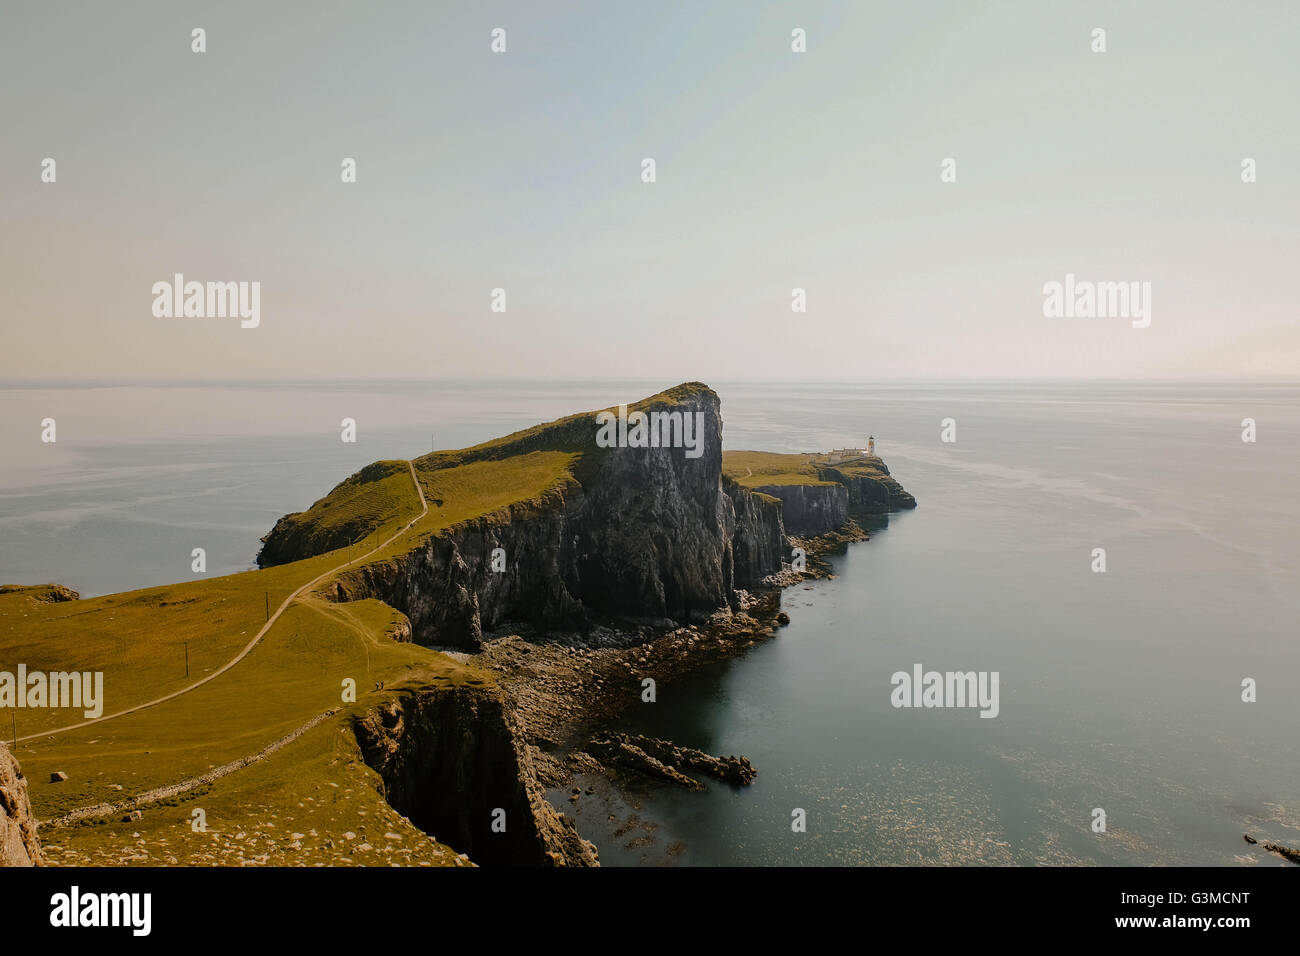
left=867, top=435, right=875, bottom=455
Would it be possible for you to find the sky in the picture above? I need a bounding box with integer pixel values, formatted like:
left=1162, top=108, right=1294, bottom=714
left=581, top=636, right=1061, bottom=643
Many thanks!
left=2, top=0, right=1298, bottom=382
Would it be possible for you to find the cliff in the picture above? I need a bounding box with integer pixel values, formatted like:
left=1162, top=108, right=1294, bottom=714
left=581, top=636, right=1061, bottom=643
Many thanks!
left=258, top=386, right=918, bottom=648
left=820, top=458, right=917, bottom=513
left=261, top=384, right=789, bottom=649
left=754, top=482, right=848, bottom=537
left=723, top=478, right=786, bottom=584
left=0, top=743, right=43, bottom=867
left=354, top=686, right=597, bottom=866
left=723, top=451, right=917, bottom=536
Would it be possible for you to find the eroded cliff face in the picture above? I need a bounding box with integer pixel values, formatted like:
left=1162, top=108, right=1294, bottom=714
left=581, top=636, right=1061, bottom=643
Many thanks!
left=316, top=387, right=787, bottom=648
left=820, top=461, right=917, bottom=514
left=255, top=386, right=919, bottom=866
left=0, top=743, right=43, bottom=867
left=329, top=491, right=586, bottom=648
left=724, top=479, right=786, bottom=585
left=353, top=686, right=597, bottom=866
left=757, top=459, right=917, bottom=536
left=564, top=393, right=737, bottom=620
left=754, top=483, right=848, bottom=537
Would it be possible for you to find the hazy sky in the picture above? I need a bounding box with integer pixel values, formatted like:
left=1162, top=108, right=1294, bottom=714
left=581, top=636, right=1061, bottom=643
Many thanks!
left=3, top=0, right=1298, bottom=381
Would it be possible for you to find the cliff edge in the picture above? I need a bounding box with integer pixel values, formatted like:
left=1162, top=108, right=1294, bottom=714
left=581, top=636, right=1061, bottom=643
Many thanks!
left=0, top=743, right=43, bottom=867
left=260, top=383, right=791, bottom=649
left=723, top=450, right=917, bottom=536
left=257, top=385, right=916, bottom=649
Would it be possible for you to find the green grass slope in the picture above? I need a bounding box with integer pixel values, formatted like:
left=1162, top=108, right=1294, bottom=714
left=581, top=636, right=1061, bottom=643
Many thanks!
left=722, top=450, right=838, bottom=488
left=2, top=383, right=710, bottom=866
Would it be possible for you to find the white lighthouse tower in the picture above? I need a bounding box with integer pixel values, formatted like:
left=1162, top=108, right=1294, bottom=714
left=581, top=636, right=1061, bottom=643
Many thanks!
left=867, top=435, right=875, bottom=456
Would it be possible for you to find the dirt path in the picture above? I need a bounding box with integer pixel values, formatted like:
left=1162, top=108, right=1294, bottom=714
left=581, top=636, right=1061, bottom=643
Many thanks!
left=18, top=461, right=428, bottom=744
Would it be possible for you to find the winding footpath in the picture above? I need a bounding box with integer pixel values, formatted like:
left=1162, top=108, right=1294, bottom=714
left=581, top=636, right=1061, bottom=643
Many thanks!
left=17, top=461, right=428, bottom=744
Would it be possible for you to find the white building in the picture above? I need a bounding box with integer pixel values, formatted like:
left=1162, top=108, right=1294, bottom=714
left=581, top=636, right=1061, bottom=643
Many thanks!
left=825, top=437, right=876, bottom=464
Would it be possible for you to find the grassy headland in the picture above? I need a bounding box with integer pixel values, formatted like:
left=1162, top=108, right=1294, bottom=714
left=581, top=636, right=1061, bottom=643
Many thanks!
left=1, top=383, right=722, bottom=866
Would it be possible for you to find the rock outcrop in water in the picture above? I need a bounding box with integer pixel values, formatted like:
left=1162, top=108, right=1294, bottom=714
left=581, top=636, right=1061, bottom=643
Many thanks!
left=0, top=743, right=43, bottom=867
left=584, top=732, right=757, bottom=790
left=1243, top=833, right=1300, bottom=865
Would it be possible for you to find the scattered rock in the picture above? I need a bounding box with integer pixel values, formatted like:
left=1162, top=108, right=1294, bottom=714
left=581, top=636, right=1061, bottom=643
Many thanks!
left=585, top=732, right=756, bottom=790
left=1244, top=832, right=1300, bottom=865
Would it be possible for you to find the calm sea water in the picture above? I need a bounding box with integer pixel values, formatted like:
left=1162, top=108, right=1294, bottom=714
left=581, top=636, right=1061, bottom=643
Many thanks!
left=3, top=380, right=1298, bottom=865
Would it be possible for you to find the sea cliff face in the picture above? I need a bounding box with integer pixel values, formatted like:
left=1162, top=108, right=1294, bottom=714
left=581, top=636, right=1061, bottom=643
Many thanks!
left=353, top=686, right=597, bottom=866
left=258, top=385, right=918, bottom=649
left=753, top=483, right=848, bottom=537
left=328, top=493, right=586, bottom=649
left=270, top=386, right=789, bottom=649
left=0, top=743, right=43, bottom=867
left=247, top=385, right=919, bottom=865
left=753, top=458, right=917, bottom=536
left=820, top=460, right=918, bottom=514
left=723, top=478, right=786, bottom=585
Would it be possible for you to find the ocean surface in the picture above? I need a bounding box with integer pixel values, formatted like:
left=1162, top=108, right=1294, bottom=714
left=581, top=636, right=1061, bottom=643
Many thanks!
left=3, top=380, right=1298, bottom=865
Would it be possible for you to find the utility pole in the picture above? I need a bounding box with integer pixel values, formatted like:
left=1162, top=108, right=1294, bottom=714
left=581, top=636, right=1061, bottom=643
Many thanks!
left=265, top=592, right=270, bottom=621
left=184, top=641, right=189, bottom=678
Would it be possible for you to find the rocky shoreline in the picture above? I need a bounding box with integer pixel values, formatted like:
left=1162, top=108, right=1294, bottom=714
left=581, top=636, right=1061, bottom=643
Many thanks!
left=2, top=384, right=915, bottom=869
left=246, top=384, right=918, bottom=863
left=1243, top=833, right=1300, bottom=865
left=583, top=733, right=757, bottom=790
left=464, top=529, right=860, bottom=864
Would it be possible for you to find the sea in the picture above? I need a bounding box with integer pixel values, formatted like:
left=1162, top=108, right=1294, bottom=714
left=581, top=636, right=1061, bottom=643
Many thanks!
left=2, top=379, right=1297, bottom=865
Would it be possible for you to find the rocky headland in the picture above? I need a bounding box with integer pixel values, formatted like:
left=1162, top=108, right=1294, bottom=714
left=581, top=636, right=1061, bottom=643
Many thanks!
left=6, top=384, right=913, bottom=869
left=257, top=383, right=916, bottom=865
left=722, top=450, right=916, bottom=536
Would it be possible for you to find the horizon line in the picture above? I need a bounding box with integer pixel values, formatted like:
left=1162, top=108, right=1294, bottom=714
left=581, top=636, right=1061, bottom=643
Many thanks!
left=5, top=375, right=1300, bottom=388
